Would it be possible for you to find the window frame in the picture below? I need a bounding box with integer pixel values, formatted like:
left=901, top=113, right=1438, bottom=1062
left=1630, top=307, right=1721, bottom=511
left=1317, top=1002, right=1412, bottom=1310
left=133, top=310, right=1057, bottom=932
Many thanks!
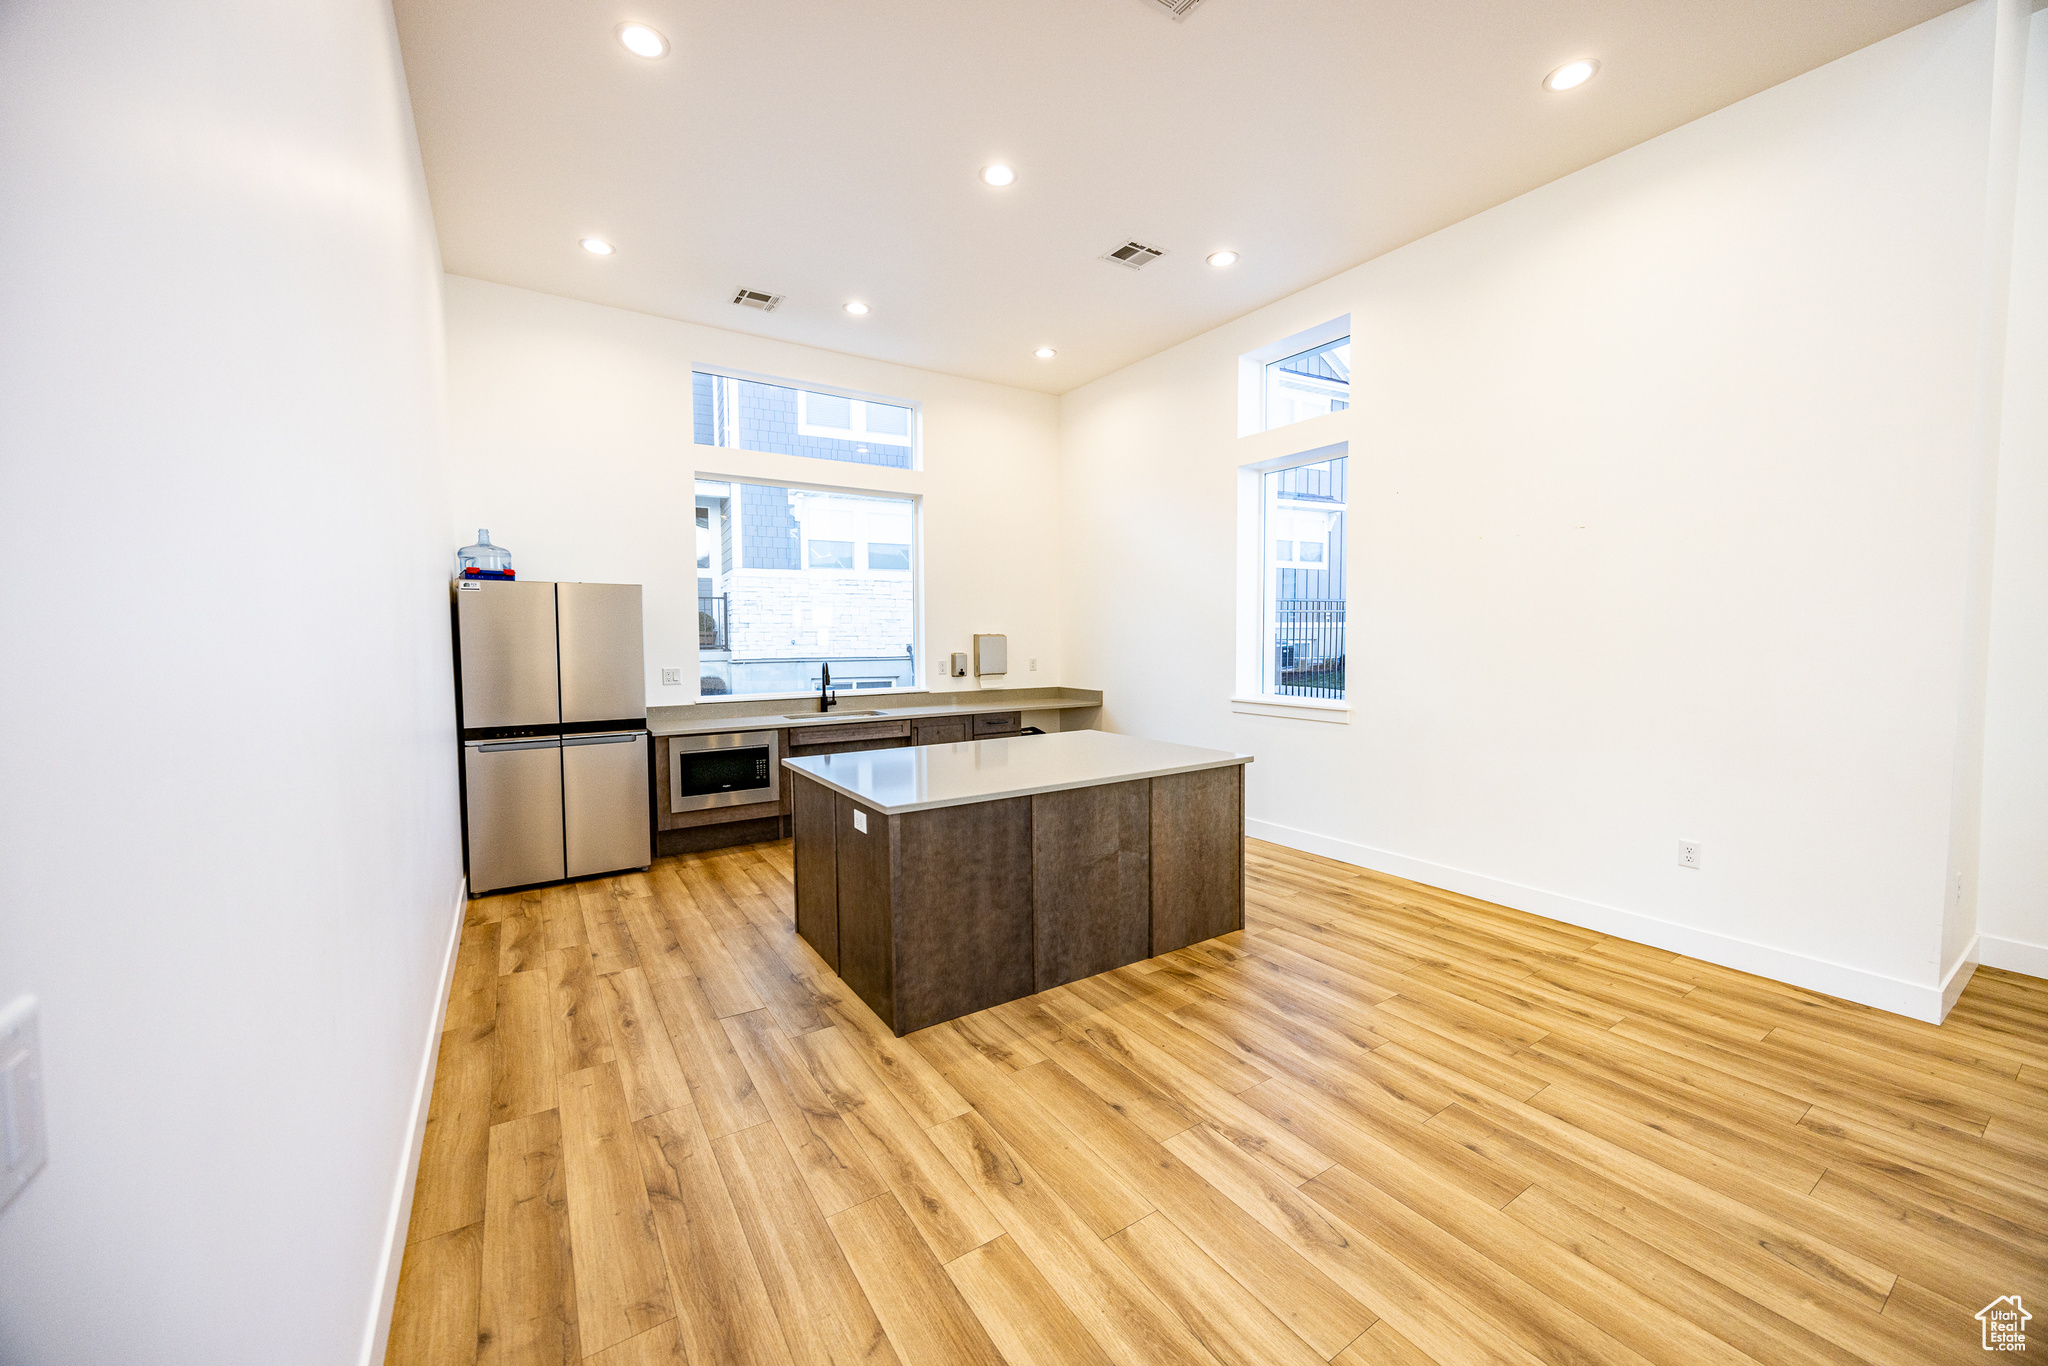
left=694, top=469, right=925, bottom=704
left=1237, top=315, right=1352, bottom=438
left=1233, top=442, right=1351, bottom=721
left=694, top=362, right=923, bottom=470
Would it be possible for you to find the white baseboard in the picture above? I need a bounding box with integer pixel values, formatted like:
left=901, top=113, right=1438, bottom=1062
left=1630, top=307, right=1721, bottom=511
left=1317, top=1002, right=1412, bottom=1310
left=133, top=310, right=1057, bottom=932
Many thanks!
left=1979, top=933, right=2048, bottom=982
left=1245, top=818, right=1954, bottom=1024
left=358, top=876, right=469, bottom=1366
left=1939, top=938, right=1980, bottom=1020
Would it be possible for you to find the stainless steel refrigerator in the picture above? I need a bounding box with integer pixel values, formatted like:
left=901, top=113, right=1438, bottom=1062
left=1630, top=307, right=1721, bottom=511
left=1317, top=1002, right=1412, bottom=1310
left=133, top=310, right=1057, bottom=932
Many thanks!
left=455, top=580, right=651, bottom=893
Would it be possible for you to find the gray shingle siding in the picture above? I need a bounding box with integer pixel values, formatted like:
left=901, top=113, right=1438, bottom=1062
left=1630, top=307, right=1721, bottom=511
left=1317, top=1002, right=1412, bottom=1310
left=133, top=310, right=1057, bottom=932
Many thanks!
left=741, top=483, right=799, bottom=570
left=692, top=372, right=715, bottom=446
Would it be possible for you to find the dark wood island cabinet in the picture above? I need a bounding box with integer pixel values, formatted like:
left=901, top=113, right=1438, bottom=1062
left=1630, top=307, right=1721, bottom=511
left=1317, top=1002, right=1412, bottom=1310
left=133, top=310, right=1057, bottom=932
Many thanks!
left=786, top=730, right=1250, bottom=1035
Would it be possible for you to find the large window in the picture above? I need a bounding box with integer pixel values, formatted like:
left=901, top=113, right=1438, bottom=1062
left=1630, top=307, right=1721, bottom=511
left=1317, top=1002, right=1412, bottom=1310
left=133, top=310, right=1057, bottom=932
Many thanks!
left=1259, top=454, right=1347, bottom=699
left=694, top=479, right=917, bottom=698
left=694, top=369, right=916, bottom=469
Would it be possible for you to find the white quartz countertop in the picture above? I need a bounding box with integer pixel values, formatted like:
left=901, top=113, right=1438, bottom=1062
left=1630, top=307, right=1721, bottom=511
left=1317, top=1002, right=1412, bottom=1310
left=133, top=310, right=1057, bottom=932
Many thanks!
left=647, top=695, right=1099, bottom=738
left=781, top=729, right=1252, bottom=815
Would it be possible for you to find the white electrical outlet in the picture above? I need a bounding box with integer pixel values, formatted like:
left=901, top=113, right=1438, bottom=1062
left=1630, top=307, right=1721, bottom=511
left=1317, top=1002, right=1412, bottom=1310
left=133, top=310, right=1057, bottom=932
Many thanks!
left=1678, top=840, right=1703, bottom=870
left=660, top=668, right=682, bottom=687
left=1, top=995, right=47, bottom=1213
left=1029, top=658, right=1038, bottom=671
left=852, top=810, right=868, bottom=834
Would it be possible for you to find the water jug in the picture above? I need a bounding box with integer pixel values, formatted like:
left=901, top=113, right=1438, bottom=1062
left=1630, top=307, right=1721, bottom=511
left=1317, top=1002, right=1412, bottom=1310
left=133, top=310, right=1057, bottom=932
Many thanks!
left=456, top=529, right=514, bottom=579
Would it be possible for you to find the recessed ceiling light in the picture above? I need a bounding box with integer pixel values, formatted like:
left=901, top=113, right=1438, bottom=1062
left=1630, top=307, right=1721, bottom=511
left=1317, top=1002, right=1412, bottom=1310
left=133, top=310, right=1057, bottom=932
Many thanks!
left=844, top=302, right=870, bottom=315
left=617, top=23, right=669, bottom=58
left=980, top=164, right=1016, bottom=187
left=1207, top=250, right=1239, bottom=267
left=1544, top=59, right=1599, bottom=92
left=580, top=238, right=615, bottom=255
left=1034, top=347, right=1056, bottom=359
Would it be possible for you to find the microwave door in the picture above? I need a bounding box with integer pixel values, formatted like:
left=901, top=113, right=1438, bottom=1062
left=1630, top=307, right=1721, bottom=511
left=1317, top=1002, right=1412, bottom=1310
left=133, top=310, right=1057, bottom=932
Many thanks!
left=670, top=732, right=780, bottom=813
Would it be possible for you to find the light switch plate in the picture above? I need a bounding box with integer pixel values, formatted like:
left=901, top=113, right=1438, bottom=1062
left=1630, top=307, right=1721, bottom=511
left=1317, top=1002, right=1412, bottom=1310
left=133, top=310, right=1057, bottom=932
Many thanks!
left=660, top=668, right=682, bottom=687
left=852, top=810, right=868, bottom=834
left=1, top=995, right=46, bottom=1213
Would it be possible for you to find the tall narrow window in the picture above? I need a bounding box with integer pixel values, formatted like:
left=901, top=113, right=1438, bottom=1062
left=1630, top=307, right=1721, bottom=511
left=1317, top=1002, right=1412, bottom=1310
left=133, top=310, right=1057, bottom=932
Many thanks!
left=694, top=479, right=917, bottom=698
left=1260, top=455, right=1347, bottom=699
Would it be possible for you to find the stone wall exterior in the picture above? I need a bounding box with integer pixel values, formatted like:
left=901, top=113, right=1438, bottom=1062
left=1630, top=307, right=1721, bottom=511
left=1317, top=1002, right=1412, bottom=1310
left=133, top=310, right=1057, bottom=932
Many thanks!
left=727, top=571, right=913, bottom=660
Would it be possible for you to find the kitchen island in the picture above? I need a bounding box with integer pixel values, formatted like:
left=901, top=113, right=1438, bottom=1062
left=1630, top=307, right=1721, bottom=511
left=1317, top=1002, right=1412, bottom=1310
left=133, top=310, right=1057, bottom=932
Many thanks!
left=785, top=729, right=1251, bottom=1035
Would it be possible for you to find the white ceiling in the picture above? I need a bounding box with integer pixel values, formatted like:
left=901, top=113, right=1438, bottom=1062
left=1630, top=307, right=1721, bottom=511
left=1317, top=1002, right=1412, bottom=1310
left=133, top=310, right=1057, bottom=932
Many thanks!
left=395, top=0, right=1963, bottom=395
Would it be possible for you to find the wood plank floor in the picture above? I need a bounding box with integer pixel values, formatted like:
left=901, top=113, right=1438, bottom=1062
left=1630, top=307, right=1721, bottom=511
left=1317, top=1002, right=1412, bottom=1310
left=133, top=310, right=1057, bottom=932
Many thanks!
left=388, top=838, right=2048, bottom=1366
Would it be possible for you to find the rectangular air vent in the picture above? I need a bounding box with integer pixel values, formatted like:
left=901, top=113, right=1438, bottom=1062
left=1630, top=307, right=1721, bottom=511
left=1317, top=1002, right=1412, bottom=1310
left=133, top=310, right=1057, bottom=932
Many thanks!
left=1102, top=241, right=1168, bottom=270
left=1151, top=0, right=1206, bottom=17
left=732, top=288, right=783, bottom=312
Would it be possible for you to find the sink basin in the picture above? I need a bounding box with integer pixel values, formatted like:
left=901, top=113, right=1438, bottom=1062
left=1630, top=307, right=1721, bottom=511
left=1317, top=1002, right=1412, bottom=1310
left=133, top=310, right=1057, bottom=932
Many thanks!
left=783, top=710, right=886, bottom=720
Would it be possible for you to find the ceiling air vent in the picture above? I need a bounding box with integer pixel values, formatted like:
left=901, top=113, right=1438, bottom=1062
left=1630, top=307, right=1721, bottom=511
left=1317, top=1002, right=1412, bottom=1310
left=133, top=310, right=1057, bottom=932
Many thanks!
left=1150, top=0, right=1206, bottom=18
left=732, top=288, right=783, bottom=312
left=1102, top=241, right=1168, bottom=270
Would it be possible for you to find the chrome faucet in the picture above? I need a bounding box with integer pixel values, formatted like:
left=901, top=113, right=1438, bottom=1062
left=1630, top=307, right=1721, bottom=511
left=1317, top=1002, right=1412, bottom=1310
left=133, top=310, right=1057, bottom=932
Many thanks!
left=819, top=662, right=838, bottom=712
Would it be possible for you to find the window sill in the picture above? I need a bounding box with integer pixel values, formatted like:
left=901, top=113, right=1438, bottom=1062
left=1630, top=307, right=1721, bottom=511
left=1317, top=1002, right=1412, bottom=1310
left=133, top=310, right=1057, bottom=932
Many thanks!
left=1230, top=695, right=1350, bottom=724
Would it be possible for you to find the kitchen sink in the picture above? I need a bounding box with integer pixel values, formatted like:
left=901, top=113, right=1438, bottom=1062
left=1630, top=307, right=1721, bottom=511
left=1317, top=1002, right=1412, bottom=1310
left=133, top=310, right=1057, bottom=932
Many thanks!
left=783, top=710, right=886, bottom=719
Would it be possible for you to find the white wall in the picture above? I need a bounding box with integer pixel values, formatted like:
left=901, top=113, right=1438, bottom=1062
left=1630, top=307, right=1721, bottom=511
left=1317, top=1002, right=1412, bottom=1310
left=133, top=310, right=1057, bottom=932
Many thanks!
left=1980, top=10, right=2048, bottom=979
left=1059, top=2, right=2021, bottom=1021
left=440, top=276, right=1063, bottom=705
left=0, top=1, right=462, bottom=1363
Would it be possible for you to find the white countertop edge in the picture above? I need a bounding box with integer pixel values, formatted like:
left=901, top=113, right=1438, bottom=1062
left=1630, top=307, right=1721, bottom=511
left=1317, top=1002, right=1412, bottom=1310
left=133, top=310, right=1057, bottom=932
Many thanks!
left=782, top=752, right=1251, bottom=816
left=1230, top=695, right=1351, bottom=723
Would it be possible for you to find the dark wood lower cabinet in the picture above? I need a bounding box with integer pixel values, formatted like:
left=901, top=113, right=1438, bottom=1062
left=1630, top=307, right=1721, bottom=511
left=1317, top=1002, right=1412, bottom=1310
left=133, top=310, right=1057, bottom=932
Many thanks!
left=1032, top=782, right=1150, bottom=990
left=1149, top=766, right=1246, bottom=955
left=832, top=796, right=895, bottom=1020
left=910, top=717, right=968, bottom=746
left=892, top=798, right=1034, bottom=1030
left=790, top=764, right=1245, bottom=1035
left=791, top=776, right=839, bottom=969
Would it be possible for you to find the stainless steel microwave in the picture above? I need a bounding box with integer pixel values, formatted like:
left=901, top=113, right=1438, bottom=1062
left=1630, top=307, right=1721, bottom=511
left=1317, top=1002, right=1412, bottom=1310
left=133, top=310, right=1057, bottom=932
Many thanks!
left=669, top=728, right=780, bottom=813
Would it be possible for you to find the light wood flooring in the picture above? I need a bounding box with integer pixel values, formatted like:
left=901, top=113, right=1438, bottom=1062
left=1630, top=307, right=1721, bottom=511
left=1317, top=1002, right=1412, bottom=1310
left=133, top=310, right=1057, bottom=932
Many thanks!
left=388, top=838, right=2048, bottom=1366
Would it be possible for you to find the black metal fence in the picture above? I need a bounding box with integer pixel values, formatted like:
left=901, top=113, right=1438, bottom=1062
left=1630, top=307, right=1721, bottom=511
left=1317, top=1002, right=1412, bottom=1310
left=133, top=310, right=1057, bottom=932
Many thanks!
left=698, top=593, right=729, bottom=651
left=1273, top=598, right=1345, bottom=698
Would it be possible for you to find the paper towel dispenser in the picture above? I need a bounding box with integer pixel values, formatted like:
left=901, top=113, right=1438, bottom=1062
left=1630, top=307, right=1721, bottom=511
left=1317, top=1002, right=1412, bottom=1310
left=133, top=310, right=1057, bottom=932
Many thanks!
left=974, top=634, right=1008, bottom=676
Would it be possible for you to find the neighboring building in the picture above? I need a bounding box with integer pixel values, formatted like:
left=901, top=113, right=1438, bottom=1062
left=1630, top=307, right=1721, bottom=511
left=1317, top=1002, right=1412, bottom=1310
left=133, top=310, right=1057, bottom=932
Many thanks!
left=696, top=479, right=916, bottom=696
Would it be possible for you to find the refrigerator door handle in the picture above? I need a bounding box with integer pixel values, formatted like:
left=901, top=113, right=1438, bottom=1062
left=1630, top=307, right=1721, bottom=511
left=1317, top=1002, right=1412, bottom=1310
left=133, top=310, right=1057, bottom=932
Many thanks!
left=474, top=738, right=562, bottom=752
left=563, top=733, right=642, bottom=746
